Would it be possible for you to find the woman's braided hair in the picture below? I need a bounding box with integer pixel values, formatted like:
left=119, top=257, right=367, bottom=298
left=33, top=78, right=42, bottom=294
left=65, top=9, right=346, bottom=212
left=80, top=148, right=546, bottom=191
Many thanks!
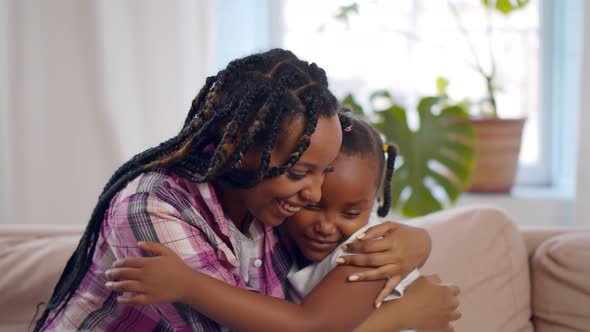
left=34, top=49, right=338, bottom=330
left=338, top=112, right=397, bottom=217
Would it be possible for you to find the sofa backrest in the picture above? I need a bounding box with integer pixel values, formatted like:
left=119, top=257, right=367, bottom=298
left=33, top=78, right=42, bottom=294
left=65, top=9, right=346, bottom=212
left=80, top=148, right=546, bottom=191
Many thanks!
left=0, top=225, right=82, bottom=332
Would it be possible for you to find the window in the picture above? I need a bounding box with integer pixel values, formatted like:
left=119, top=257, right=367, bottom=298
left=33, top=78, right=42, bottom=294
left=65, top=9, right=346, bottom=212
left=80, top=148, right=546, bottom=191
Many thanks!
left=279, top=0, right=546, bottom=185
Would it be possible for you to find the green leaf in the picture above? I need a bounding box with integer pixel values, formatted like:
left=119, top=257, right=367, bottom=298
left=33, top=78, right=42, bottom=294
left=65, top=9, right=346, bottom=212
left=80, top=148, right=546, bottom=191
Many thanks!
left=427, top=169, right=461, bottom=202
left=481, top=0, right=530, bottom=15
left=373, top=96, right=475, bottom=217
left=369, top=90, right=395, bottom=111
left=436, top=77, right=450, bottom=96
left=334, top=3, right=360, bottom=26
left=341, top=93, right=365, bottom=116
left=402, top=186, right=442, bottom=218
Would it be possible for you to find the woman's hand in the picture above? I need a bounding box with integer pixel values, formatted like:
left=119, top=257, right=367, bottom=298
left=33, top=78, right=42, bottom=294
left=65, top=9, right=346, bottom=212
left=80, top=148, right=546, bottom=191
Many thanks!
left=105, top=242, right=195, bottom=305
left=336, top=221, right=432, bottom=305
left=396, top=274, right=461, bottom=332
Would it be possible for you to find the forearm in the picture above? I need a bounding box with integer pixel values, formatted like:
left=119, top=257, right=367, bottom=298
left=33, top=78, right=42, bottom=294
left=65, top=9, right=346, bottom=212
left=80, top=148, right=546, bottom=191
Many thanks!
left=180, top=265, right=382, bottom=332
left=354, top=301, right=405, bottom=332
left=181, top=269, right=312, bottom=332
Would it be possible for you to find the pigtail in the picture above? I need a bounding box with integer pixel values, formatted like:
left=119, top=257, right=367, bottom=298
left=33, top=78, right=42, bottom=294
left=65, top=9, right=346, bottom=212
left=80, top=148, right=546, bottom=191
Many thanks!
left=377, top=144, right=397, bottom=217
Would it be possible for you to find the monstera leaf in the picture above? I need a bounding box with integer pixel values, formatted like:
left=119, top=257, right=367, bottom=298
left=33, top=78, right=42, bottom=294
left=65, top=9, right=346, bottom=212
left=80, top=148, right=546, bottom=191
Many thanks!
left=373, top=96, right=475, bottom=217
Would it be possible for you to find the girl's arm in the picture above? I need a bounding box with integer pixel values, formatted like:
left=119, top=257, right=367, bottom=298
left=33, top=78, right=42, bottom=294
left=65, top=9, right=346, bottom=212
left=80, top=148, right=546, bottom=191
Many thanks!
left=107, top=242, right=387, bottom=332
left=335, top=221, right=432, bottom=306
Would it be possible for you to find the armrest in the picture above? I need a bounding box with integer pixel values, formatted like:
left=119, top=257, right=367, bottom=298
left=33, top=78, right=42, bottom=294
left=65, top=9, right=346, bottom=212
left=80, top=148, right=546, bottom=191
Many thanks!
left=520, top=227, right=590, bottom=258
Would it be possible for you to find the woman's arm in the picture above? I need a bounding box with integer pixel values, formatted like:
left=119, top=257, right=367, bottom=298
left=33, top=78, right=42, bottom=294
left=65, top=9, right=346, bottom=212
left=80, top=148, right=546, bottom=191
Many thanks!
left=354, top=275, right=461, bottom=332
left=106, top=186, right=246, bottom=330
left=107, top=242, right=386, bottom=332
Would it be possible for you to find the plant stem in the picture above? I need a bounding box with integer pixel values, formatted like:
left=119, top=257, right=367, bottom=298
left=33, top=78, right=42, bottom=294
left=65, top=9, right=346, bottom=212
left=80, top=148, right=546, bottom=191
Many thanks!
left=447, top=0, right=498, bottom=118
left=485, top=75, right=497, bottom=117
left=484, top=6, right=498, bottom=117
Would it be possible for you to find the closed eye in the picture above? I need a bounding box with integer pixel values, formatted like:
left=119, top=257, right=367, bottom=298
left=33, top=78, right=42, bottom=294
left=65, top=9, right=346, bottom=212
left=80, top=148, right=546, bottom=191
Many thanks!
left=287, top=170, right=307, bottom=181
left=304, top=204, right=321, bottom=211
left=342, top=211, right=361, bottom=219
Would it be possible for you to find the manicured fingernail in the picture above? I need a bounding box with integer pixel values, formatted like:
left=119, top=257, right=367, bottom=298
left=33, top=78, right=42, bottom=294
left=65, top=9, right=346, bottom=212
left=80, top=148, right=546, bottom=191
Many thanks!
left=335, top=257, right=345, bottom=264
left=341, top=244, right=348, bottom=251
left=348, top=275, right=360, bottom=281
left=357, top=233, right=366, bottom=240
left=105, top=270, right=112, bottom=277
left=137, top=241, right=145, bottom=246
left=105, top=282, right=113, bottom=288
left=375, top=301, right=382, bottom=309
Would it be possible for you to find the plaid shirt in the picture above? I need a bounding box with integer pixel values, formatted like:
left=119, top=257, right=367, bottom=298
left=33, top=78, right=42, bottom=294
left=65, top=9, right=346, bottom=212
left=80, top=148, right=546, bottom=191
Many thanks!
left=43, top=170, right=293, bottom=331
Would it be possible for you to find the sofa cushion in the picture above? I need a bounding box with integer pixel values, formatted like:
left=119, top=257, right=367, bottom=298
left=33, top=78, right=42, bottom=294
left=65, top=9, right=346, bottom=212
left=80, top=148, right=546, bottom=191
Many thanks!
left=410, top=205, right=534, bottom=332
left=0, top=233, right=79, bottom=331
left=531, top=232, right=590, bottom=332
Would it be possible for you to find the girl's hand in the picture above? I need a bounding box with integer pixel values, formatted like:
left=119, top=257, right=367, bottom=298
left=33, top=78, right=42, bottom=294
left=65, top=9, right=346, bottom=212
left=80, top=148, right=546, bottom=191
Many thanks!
left=105, top=242, right=195, bottom=305
left=396, top=274, right=461, bottom=331
left=336, top=221, right=432, bottom=305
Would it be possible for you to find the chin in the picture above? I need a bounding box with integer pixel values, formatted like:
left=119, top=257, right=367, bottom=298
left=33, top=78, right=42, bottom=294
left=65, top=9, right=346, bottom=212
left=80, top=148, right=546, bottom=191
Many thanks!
left=303, top=250, right=330, bottom=263
left=265, top=214, right=286, bottom=227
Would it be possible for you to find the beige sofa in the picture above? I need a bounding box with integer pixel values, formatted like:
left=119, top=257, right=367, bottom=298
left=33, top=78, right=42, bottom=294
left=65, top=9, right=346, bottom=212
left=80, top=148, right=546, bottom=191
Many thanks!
left=1, top=206, right=589, bottom=332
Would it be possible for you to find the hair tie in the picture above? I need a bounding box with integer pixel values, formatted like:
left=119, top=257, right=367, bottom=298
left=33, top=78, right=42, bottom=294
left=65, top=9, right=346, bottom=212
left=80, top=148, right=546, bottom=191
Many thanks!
left=383, top=144, right=389, bottom=153
left=344, top=125, right=352, bottom=132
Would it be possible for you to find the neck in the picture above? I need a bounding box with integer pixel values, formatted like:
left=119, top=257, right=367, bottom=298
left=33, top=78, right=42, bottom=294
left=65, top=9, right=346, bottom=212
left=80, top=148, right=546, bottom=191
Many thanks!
left=213, top=182, right=250, bottom=231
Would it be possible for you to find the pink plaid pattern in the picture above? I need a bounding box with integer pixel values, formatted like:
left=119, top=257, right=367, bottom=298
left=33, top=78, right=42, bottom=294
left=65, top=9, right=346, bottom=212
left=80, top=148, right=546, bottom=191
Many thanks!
left=42, top=170, right=292, bottom=331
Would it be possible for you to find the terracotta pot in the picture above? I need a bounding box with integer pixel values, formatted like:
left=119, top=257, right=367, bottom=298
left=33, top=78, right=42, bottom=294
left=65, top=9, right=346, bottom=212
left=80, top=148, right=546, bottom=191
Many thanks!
left=467, top=117, right=526, bottom=193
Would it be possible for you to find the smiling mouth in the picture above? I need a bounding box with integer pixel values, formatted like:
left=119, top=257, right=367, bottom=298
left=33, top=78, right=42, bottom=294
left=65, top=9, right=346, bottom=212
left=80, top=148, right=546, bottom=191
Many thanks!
left=279, top=201, right=301, bottom=212
left=282, top=201, right=301, bottom=212
left=276, top=199, right=302, bottom=217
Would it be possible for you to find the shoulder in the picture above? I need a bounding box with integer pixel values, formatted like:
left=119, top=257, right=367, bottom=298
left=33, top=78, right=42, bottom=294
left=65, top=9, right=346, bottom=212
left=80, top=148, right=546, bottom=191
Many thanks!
left=110, top=169, right=205, bottom=208
left=114, top=169, right=177, bottom=200
left=105, top=169, right=217, bottom=228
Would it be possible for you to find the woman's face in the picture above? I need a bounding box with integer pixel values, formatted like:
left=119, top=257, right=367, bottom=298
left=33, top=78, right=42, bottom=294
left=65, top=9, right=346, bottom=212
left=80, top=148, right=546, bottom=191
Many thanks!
left=285, top=153, right=381, bottom=262
left=225, top=114, right=343, bottom=228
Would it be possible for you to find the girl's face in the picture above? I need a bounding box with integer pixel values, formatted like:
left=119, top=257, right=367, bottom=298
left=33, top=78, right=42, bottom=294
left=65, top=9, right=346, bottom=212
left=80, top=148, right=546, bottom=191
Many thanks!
left=223, top=114, right=342, bottom=228
left=285, top=153, right=381, bottom=262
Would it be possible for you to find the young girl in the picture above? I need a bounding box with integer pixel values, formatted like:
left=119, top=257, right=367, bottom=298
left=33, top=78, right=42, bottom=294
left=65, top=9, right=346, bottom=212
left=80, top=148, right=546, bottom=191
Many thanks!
left=35, top=50, right=431, bottom=331
left=106, top=115, right=460, bottom=331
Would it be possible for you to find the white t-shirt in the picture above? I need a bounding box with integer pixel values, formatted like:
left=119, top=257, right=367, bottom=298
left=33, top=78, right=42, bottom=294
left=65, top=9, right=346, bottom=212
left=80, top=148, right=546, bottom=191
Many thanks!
left=287, top=216, right=420, bottom=303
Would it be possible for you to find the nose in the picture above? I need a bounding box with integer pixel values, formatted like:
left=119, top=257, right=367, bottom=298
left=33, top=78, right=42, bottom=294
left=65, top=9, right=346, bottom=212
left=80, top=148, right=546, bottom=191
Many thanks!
left=314, top=212, right=337, bottom=237
left=301, top=173, right=324, bottom=203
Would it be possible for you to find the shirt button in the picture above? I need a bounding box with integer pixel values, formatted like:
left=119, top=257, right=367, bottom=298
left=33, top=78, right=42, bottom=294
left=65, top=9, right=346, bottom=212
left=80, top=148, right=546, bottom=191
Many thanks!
left=253, top=258, right=263, bottom=267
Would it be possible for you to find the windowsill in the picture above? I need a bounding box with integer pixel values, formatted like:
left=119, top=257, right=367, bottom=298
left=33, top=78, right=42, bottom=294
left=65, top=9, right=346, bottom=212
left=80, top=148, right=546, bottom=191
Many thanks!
left=455, top=185, right=576, bottom=227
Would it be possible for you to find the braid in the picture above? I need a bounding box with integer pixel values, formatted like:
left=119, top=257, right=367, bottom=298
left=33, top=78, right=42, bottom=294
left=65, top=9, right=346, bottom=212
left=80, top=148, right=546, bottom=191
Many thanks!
left=34, top=49, right=338, bottom=330
left=183, top=75, right=217, bottom=128
left=377, top=144, right=397, bottom=217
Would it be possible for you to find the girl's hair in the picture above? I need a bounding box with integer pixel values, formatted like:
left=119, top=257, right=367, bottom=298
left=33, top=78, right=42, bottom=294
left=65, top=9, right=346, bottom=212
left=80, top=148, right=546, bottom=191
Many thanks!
left=338, top=112, right=397, bottom=218
left=34, top=49, right=338, bottom=330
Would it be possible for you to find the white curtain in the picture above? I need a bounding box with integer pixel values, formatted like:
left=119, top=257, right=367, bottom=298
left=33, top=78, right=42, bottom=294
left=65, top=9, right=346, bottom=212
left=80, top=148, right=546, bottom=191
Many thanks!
left=0, top=0, right=215, bottom=225
left=576, top=1, right=590, bottom=225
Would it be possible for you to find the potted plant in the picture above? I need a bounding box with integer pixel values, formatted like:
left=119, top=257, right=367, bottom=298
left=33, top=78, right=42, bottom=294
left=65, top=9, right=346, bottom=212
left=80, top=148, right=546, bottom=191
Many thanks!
left=331, top=0, right=532, bottom=215
left=448, top=0, right=530, bottom=192
left=342, top=88, right=475, bottom=217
